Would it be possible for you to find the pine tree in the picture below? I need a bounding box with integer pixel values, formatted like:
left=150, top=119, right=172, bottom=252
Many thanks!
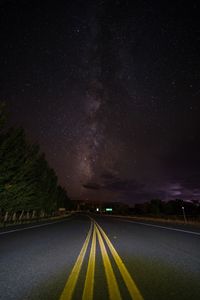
left=0, top=102, right=71, bottom=215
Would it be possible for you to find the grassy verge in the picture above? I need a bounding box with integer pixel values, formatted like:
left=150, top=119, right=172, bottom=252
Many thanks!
left=0, top=213, right=72, bottom=229
left=101, top=214, right=200, bottom=227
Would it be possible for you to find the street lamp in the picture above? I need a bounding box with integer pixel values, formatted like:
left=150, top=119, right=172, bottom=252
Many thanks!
left=182, top=206, right=187, bottom=223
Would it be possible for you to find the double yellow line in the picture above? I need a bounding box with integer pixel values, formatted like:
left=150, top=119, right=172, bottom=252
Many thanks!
left=60, top=219, right=143, bottom=300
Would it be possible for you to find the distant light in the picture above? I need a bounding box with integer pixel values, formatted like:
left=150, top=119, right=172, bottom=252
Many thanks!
left=106, top=208, right=112, bottom=212
left=58, top=208, right=66, bottom=211
left=96, top=208, right=99, bottom=211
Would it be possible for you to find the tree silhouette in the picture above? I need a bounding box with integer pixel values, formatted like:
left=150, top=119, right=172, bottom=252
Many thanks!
left=0, top=103, right=71, bottom=215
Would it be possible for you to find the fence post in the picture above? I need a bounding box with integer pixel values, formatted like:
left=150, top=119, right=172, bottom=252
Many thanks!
left=12, top=212, right=16, bottom=223
left=19, top=210, right=24, bottom=222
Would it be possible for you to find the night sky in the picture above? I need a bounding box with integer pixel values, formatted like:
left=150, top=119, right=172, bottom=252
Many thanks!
left=0, top=0, right=200, bottom=203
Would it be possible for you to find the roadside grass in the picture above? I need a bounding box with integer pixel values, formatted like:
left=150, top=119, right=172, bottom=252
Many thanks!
left=101, top=214, right=200, bottom=227
left=0, top=213, right=72, bottom=229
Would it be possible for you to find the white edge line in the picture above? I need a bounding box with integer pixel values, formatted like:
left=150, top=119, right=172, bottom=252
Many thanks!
left=115, top=219, right=200, bottom=236
left=0, top=218, right=70, bottom=235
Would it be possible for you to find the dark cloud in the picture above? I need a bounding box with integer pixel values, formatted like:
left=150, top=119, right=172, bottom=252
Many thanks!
left=103, top=179, right=143, bottom=192
left=181, top=174, right=200, bottom=190
left=163, top=129, right=200, bottom=194
left=82, top=183, right=101, bottom=190
left=101, top=171, right=119, bottom=180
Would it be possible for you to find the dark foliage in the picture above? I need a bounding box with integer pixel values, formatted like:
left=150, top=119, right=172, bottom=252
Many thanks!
left=0, top=103, right=71, bottom=213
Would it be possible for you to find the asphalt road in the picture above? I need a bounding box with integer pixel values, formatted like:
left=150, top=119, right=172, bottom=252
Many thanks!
left=0, top=214, right=200, bottom=300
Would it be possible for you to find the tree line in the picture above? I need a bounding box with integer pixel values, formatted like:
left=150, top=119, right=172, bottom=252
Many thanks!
left=0, top=103, right=72, bottom=221
left=132, top=198, right=200, bottom=220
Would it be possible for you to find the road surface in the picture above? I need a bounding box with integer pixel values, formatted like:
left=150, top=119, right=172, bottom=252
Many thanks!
left=0, top=213, right=200, bottom=299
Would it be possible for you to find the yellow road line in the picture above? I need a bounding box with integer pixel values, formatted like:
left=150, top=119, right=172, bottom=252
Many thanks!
left=82, top=224, right=96, bottom=300
left=60, top=222, right=93, bottom=300
left=95, top=224, right=122, bottom=300
left=95, top=221, right=144, bottom=300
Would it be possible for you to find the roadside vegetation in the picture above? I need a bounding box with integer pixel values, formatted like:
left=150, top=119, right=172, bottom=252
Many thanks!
left=0, top=102, right=72, bottom=225
left=131, top=199, right=200, bottom=224
left=92, top=199, right=200, bottom=225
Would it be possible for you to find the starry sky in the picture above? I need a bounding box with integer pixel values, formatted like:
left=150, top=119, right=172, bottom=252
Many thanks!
left=0, top=0, right=200, bottom=204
